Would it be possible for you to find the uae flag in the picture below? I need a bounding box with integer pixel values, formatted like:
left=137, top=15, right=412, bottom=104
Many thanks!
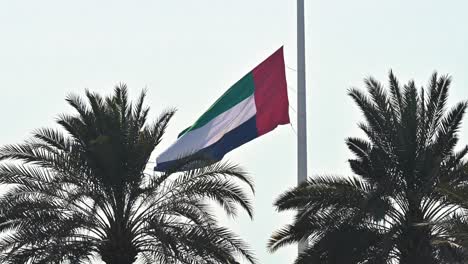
left=155, top=47, right=289, bottom=171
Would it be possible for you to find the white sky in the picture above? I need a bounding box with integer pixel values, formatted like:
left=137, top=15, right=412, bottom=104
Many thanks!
left=0, top=1, right=467, bottom=263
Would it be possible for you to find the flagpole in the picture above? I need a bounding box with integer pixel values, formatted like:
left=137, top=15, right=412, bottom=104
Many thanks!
left=297, top=0, right=308, bottom=254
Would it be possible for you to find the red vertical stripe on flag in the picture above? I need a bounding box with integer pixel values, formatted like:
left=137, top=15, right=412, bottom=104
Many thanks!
left=252, top=47, right=290, bottom=136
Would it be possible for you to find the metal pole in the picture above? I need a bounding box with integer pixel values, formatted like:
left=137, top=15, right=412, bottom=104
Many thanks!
left=297, top=0, right=308, bottom=254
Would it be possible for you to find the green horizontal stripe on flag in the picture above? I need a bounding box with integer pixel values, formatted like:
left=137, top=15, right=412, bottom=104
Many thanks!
left=178, top=72, right=255, bottom=137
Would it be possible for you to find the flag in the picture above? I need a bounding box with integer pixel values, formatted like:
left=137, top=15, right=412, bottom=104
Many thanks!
left=155, top=47, right=289, bottom=171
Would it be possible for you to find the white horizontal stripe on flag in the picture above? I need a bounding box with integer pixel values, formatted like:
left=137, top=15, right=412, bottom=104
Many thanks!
left=157, top=95, right=256, bottom=164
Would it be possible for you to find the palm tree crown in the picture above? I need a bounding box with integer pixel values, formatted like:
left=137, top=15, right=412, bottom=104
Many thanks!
left=0, top=85, right=256, bottom=264
left=269, top=72, right=468, bottom=264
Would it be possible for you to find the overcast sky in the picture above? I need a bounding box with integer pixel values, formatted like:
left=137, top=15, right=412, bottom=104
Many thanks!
left=1, top=0, right=467, bottom=263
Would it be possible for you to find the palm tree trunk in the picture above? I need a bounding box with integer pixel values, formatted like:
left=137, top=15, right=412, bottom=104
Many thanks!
left=101, top=246, right=138, bottom=264
left=398, top=234, right=437, bottom=264
left=100, top=221, right=138, bottom=264
left=399, top=201, right=437, bottom=264
left=102, top=256, right=137, bottom=264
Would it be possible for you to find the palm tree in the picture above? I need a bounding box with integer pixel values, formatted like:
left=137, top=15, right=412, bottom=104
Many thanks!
left=0, top=85, right=256, bottom=264
left=268, top=72, right=468, bottom=264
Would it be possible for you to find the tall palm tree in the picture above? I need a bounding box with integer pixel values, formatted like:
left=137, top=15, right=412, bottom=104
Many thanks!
left=269, top=72, right=468, bottom=264
left=0, top=85, right=256, bottom=264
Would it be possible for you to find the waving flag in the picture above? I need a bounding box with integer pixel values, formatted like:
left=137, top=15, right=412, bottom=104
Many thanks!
left=155, top=47, right=289, bottom=171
